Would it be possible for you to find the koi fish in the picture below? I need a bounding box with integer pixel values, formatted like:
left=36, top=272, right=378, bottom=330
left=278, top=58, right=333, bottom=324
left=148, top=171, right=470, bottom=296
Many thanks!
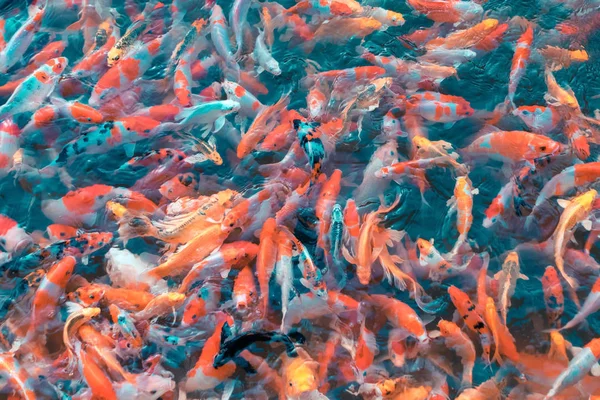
left=462, top=127, right=563, bottom=165
left=369, top=294, right=429, bottom=346
left=0, top=7, right=44, bottom=73
left=560, top=276, right=600, bottom=331
left=542, top=265, right=565, bottom=328
left=0, top=58, right=68, bottom=119
left=343, top=197, right=402, bottom=285
left=447, top=176, right=478, bottom=255
left=434, top=320, right=475, bottom=388
left=42, top=184, right=157, bottom=227
left=544, top=338, right=600, bottom=399
left=0, top=214, right=33, bottom=255
left=506, top=26, right=533, bottom=108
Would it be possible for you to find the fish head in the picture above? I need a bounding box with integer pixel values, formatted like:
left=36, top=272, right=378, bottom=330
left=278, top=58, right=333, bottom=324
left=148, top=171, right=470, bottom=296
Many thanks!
left=232, top=266, right=257, bottom=311
left=70, top=285, right=105, bottom=306
left=159, top=174, right=198, bottom=201
left=447, top=285, right=467, bottom=306
left=437, top=320, right=455, bottom=336
left=285, top=359, right=319, bottom=396
left=107, top=48, right=123, bottom=67
left=386, top=10, right=405, bottom=26
left=182, top=296, right=207, bottom=326
left=132, top=374, right=175, bottom=400
left=457, top=101, right=474, bottom=117
left=224, top=100, right=241, bottom=113
left=82, top=232, right=114, bottom=253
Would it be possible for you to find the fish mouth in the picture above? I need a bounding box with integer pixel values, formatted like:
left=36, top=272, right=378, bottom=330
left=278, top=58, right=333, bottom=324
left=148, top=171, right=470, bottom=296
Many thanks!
left=13, top=239, right=33, bottom=255
left=234, top=295, right=248, bottom=310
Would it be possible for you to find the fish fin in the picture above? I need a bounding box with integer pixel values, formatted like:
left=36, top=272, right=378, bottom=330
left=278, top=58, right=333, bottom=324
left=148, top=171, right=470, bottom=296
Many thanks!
left=494, top=271, right=502, bottom=280
left=341, top=246, right=356, bottom=265
left=471, top=188, right=479, bottom=195
left=446, top=196, right=456, bottom=208
left=591, top=362, right=600, bottom=377
left=222, top=380, right=236, bottom=400
left=390, top=255, right=404, bottom=264
left=184, top=153, right=209, bottom=164
left=519, top=273, right=529, bottom=280
left=174, top=107, right=196, bottom=122
left=123, top=143, right=136, bottom=158
left=557, top=199, right=571, bottom=209
left=582, top=219, right=593, bottom=231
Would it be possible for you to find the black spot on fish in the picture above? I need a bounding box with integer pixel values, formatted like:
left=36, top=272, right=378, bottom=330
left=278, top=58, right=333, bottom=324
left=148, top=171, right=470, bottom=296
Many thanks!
left=473, top=322, right=485, bottom=330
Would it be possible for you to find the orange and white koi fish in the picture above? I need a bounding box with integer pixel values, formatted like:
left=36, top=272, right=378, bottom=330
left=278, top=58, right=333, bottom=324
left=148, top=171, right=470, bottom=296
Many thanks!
left=0, top=214, right=33, bottom=255
left=0, top=58, right=68, bottom=119
left=42, top=184, right=157, bottom=227
left=447, top=176, right=478, bottom=255
left=463, top=127, right=564, bottom=165
left=0, top=6, right=44, bottom=73
left=178, top=241, right=258, bottom=293
left=406, top=0, right=483, bottom=24
left=21, top=256, right=76, bottom=346
left=369, top=294, right=429, bottom=346
left=425, top=19, right=499, bottom=50
left=506, top=26, right=533, bottom=107
left=343, top=197, right=402, bottom=285
left=257, top=217, right=278, bottom=316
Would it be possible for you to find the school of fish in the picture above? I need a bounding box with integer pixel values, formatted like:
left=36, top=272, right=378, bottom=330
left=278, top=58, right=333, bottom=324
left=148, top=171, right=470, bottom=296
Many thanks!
left=0, top=0, right=599, bottom=398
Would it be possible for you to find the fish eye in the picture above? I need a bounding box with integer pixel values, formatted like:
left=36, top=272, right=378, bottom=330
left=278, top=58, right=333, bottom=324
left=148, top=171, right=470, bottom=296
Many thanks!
left=150, top=390, right=157, bottom=395
left=89, top=294, right=95, bottom=299
left=523, top=110, right=530, bottom=115
left=87, top=118, right=91, bottom=122
left=113, top=56, right=120, bottom=60
left=540, top=146, right=546, bottom=151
